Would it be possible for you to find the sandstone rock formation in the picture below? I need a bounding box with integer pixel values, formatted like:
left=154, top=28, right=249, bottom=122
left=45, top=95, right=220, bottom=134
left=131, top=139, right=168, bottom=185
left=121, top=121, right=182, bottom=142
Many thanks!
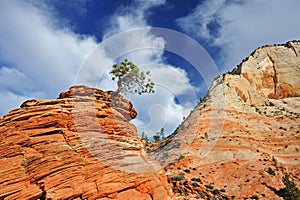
left=1, top=41, right=300, bottom=200
left=152, top=41, right=300, bottom=199
left=0, top=86, right=172, bottom=199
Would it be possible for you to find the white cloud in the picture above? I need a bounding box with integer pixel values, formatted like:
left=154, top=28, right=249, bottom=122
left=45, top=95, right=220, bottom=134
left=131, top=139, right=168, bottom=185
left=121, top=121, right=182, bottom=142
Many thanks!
left=0, top=91, right=30, bottom=114
left=149, top=64, right=193, bottom=95
left=103, top=0, right=166, bottom=38
left=0, top=67, right=33, bottom=93
left=134, top=0, right=166, bottom=10
left=77, top=38, right=198, bottom=137
left=76, top=1, right=198, bottom=136
left=0, top=0, right=97, bottom=115
left=126, top=63, right=196, bottom=137
left=130, top=87, right=193, bottom=137
left=177, top=0, right=300, bottom=71
left=177, top=0, right=226, bottom=41
left=0, top=0, right=198, bottom=137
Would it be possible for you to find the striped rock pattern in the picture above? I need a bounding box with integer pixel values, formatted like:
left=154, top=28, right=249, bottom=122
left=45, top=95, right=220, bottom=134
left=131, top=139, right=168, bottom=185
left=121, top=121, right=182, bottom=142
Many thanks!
left=0, top=86, right=172, bottom=200
left=154, top=41, right=300, bottom=199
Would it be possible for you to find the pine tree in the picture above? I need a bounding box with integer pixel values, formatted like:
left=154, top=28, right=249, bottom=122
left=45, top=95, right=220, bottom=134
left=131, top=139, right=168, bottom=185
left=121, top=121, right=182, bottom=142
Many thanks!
left=110, top=59, right=154, bottom=95
left=278, top=174, right=300, bottom=200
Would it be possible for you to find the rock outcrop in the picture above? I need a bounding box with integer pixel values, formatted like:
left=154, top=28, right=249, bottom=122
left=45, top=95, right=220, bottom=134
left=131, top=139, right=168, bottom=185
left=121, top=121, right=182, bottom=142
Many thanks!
left=227, top=40, right=300, bottom=105
left=1, top=41, right=299, bottom=200
left=153, top=41, right=300, bottom=199
left=0, top=86, right=172, bottom=199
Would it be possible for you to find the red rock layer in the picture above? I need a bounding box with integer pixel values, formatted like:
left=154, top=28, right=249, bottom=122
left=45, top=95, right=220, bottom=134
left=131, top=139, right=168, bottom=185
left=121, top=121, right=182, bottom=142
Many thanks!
left=0, top=86, right=172, bottom=200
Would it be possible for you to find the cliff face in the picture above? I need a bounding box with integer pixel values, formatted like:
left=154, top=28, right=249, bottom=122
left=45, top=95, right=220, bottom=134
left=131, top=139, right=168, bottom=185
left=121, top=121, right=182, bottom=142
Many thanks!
left=0, top=86, right=171, bottom=200
left=227, top=41, right=300, bottom=105
left=153, top=41, right=300, bottom=199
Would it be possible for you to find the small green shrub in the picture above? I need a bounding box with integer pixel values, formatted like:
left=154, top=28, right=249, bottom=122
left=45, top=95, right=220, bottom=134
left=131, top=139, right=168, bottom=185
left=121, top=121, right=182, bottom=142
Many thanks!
left=198, top=192, right=206, bottom=198
left=178, top=154, right=184, bottom=160
left=267, top=167, right=275, bottom=176
left=220, top=188, right=226, bottom=193
left=192, top=182, right=199, bottom=187
left=205, top=184, right=214, bottom=190
left=212, top=189, right=221, bottom=195
left=278, top=174, right=300, bottom=200
left=205, top=132, right=208, bottom=139
left=153, top=135, right=160, bottom=142
left=250, top=195, right=259, bottom=200
left=172, top=173, right=185, bottom=181
left=191, top=177, right=202, bottom=183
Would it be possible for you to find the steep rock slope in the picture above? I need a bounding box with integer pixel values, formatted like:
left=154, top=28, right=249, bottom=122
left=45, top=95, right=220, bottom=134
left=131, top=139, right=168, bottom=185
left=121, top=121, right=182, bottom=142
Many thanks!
left=0, top=86, right=172, bottom=199
left=153, top=41, right=300, bottom=199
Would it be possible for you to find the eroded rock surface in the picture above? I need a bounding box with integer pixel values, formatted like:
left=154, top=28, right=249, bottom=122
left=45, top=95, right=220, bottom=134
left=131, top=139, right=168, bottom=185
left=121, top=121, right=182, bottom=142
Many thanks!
left=0, top=86, right=172, bottom=200
left=153, top=41, right=300, bottom=199
left=1, top=41, right=300, bottom=200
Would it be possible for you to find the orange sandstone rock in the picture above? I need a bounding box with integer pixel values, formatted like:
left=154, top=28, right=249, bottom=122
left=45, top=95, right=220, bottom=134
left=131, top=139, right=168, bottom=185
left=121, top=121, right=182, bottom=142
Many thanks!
left=153, top=41, right=300, bottom=199
left=0, top=85, right=172, bottom=200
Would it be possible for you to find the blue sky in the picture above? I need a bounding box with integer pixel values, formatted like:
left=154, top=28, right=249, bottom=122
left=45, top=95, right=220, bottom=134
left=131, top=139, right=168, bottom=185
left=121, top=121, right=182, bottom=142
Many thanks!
left=0, top=0, right=299, bottom=137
